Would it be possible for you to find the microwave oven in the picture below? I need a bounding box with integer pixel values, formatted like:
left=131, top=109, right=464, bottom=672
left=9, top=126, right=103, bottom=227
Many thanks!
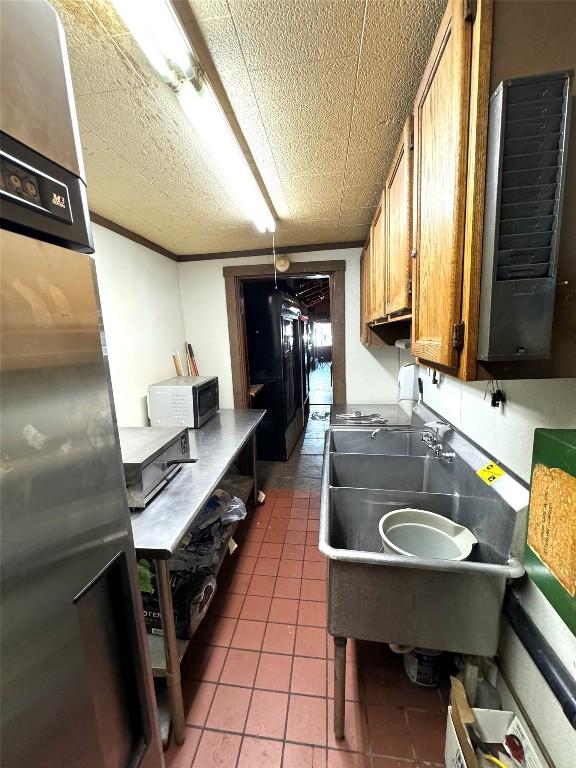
left=148, top=376, right=219, bottom=429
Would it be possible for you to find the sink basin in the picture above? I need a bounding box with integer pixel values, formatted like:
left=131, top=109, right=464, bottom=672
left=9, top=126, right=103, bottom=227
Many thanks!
left=330, top=453, right=449, bottom=492
left=329, top=428, right=428, bottom=456
left=320, top=408, right=529, bottom=657
left=321, top=405, right=529, bottom=740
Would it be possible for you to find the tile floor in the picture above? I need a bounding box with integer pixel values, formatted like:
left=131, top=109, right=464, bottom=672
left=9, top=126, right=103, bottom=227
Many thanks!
left=309, top=363, right=333, bottom=406
left=166, top=485, right=447, bottom=768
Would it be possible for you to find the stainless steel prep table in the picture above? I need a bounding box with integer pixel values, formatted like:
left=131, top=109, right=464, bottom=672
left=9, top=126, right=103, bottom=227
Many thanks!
left=130, top=409, right=265, bottom=746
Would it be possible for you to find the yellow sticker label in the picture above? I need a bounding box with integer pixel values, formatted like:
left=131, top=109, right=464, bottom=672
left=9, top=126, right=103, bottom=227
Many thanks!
left=477, top=462, right=506, bottom=485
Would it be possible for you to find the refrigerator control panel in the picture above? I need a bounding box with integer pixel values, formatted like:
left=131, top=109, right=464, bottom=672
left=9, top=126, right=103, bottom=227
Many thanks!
left=0, top=150, right=73, bottom=225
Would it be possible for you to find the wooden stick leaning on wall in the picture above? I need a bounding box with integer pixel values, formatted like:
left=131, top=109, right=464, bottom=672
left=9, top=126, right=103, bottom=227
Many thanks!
left=173, top=351, right=184, bottom=376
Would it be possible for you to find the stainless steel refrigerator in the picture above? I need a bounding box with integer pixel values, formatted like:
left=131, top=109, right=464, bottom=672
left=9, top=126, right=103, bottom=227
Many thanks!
left=0, top=2, right=163, bottom=766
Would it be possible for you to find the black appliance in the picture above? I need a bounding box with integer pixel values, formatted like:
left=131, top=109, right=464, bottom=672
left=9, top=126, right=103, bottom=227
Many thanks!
left=245, top=284, right=308, bottom=460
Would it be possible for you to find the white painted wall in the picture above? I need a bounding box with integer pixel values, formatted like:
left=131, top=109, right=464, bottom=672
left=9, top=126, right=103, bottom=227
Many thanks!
left=178, top=247, right=400, bottom=408
left=403, top=355, right=576, bottom=767
left=92, top=223, right=186, bottom=426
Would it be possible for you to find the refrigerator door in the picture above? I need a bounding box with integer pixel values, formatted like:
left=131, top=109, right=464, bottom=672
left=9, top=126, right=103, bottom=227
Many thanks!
left=0, top=229, right=162, bottom=768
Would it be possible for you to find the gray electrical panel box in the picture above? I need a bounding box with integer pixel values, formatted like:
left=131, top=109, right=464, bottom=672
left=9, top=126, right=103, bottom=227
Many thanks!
left=478, top=71, right=573, bottom=362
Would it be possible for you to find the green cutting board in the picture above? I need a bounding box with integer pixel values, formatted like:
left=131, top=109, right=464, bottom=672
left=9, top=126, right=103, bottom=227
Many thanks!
left=526, top=428, right=576, bottom=634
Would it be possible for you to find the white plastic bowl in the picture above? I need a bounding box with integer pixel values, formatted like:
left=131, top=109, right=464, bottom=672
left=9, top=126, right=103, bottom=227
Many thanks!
left=378, top=508, right=477, bottom=561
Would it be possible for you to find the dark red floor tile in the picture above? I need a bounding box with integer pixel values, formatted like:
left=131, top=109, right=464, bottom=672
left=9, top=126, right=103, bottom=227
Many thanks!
left=264, top=529, right=287, bottom=544
left=235, top=555, right=257, bottom=575
left=245, top=689, right=289, bottom=739
left=285, top=529, right=307, bottom=545
left=192, top=730, right=241, bottom=768
left=205, top=683, right=251, bottom=733
left=283, top=543, right=305, bottom=560
left=262, top=622, right=296, bottom=654
left=241, top=541, right=262, bottom=558
left=301, top=579, right=327, bottom=602
left=366, top=704, right=413, bottom=759
left=248, top=574, right=276, bottom=597
left=222, top=572, right=252, bottom=595
left=286, top=694, right=327, bottom=747
left=295, top=625, right=328, bottom=658
left=279, top=559, right=304, bottom=578
left=164, top=725, right=202, bottom=768
left=291, top=656, right=327, bottom=697
left=274, top=576, right=301, bottom=599
left=240, top=594, right=272, bottom=621
left=210, top=591, right=245, bottom=619
left=183, top=642, right=227, bottom=682
left=237, top=736, right=283, bottom=768
left=287, top=518, right=308, bottom=531
left=406, top=709, right=446, bottom=763
left=327, top=660, right=362, bottom=702
left=255, top=652, right=292, bottom=692
left=303, top=561, right=327, bottom=580
left=283, top=743, right=327, bottom=768
left=197, top=616, right=237, bottom=647
left=327, top=699, right=370, bottom=754
left=253, top=556, right=280, bottom=576
left=298, top=600, right=327, bottom=628
left=183, top=679, right=216, bottom=727
left=268, top=596, right=299, bottom=624
left=231, top=619, right=266, bottom=651
left=220, top=648, right=259, bottom=687
left=260, top=542, right=284, bottom=559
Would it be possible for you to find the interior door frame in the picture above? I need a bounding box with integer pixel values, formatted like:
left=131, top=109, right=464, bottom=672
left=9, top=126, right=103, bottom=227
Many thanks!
left=224, top=260, right=346, bottom=408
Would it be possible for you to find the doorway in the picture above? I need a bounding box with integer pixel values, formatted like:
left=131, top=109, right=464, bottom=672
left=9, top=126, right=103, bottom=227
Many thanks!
left=223, top=260, right=346, bottom=410
left=293, top=276, right=333, bottom=407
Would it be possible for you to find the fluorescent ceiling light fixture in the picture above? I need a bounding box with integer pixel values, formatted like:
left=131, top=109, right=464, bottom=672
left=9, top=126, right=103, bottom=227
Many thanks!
left=111, top=0, right=276, bottom=234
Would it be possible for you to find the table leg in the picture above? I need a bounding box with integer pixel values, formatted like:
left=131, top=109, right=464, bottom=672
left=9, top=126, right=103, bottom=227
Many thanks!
left=155, top=558, right=186, bottom=746
left=251, top=433, right=258, bottom=506
left=333, top=636, right=347, bottom=739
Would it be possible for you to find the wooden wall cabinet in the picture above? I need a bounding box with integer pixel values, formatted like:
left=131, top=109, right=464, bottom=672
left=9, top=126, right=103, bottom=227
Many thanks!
left=385, top=116, right=413, bottom=318
left=410, top=0, right=493, bottom=380
left=370, top=198, right=386, bottom=322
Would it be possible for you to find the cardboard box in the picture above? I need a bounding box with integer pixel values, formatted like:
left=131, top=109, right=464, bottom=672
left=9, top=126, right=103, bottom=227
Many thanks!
left=445, top=706, right=543, bottom=768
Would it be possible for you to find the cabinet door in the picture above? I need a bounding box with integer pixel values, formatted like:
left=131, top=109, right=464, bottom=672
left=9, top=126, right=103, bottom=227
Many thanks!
left=370, top=199, right=386, bottom=321
left=385, top=116, right=414, bottom=316
left=360, top=245, right=369, bottom=344
left=412, top=0, right=472, bottom=368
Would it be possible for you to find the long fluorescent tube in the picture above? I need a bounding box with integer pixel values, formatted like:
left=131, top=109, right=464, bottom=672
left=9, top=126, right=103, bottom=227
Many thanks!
left=111, top=0, right=276, bottom=233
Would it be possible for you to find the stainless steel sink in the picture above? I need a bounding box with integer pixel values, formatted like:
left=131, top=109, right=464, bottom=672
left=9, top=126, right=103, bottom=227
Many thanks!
left=329, top=428, right=429, bottom=456
left=321, top=408, right=529, bottom=737
left=330, top=453, right=447, bottom=492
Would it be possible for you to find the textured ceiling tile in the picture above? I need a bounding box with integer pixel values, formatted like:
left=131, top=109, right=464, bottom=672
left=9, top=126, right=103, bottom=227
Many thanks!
left=282, top=173, right=344, bottom=206
left=339, top=206, right=376, bottom=227
left=51, top=0, right=143, bottom=96
left=228, top=0, right=364, bottom=69
left=352, top=0, right=444, bottom=129
left=249, top=57, right=356, bottom=140
left=51, top=0, right=446, bottom=254
left=267, top=132, right=349, bottom=179
left=188, top=0, right=231, bottom=21
left=340, top=181, right=384, bottom=210
left=337, top=223, right=369, bottom=241
left=198, top=15, right=247, bottom=73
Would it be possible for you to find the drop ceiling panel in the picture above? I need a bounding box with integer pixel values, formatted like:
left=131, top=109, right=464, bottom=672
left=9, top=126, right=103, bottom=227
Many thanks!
left=50, top=0, right=444, bottom=255
left=227, top=0, right=364, bottom=69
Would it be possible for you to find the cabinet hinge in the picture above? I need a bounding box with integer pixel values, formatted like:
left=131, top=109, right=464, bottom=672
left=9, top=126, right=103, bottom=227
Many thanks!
left=411, top=248, right=417, bottom=260
left=408, top=279, right=413, bottom=296
left=408, top=130, right=414, bottom=150
left=463, top=0, right=476, bottom=22
left=452, top=321, right=465, bottom=350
